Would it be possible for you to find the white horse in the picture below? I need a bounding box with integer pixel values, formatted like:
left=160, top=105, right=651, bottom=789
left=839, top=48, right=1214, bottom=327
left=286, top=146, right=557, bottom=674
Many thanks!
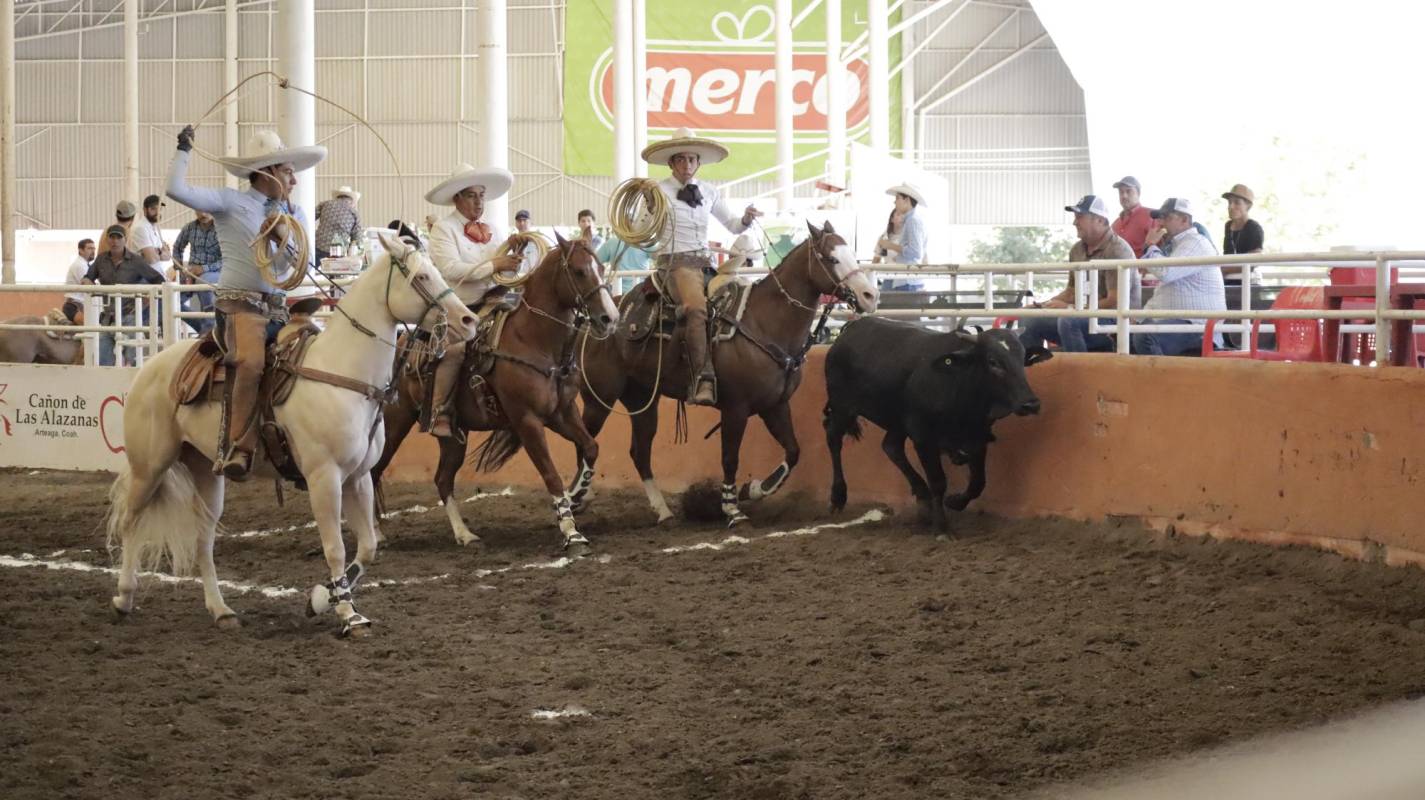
left=107, top=231, right=476, bottom=636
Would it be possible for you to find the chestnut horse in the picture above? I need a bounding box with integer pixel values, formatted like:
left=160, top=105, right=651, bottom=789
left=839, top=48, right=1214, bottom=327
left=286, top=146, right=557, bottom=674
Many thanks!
left=572, top=221, right=879, bottom=526
left=371, top=234, right=619, bottom=554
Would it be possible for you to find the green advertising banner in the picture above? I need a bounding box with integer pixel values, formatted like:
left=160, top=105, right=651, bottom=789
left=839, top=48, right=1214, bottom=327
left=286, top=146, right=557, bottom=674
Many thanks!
left=562, top=0, right=901, bottom=180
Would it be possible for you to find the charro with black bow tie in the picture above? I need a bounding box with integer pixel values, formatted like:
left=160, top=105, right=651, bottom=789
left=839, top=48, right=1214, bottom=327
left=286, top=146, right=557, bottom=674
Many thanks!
left=640, top=127, right=763, bottom=406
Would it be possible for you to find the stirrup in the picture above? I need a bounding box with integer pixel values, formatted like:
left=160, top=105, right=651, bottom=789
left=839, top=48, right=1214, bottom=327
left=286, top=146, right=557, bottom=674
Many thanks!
left=430, top=414, right=454, bottom=439
left=689, top=373, right=718, bottom=406
left=219, top=450, right=252, bottom=480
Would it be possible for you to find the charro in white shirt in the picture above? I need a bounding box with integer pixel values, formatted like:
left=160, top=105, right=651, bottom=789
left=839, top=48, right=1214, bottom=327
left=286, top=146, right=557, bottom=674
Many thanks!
left=427, top=210, right=512, bottom=306
left=655, top=176, right=750, bottom=255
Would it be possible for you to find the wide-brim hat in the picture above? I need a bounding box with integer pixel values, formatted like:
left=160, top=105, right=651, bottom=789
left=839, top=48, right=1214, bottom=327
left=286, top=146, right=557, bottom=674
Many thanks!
left=332, top=185, right=361, bottom=203
left=886, top=183, right=927, bottom=207
left=1221, top=183, right=1256, bottom=205
left=726, top=232, right=763, bottom=263
left=641, top=127, right=729, bottom=166
left=223, top=130, right=326, bottom=178
left=424, top=163, right=514, bottom=206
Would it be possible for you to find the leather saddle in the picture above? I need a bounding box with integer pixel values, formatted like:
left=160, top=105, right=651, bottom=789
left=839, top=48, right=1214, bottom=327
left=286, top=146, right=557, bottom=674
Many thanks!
left=620, top=274, right=751, bottom=344
left=168, top=298, right=325, bottom=487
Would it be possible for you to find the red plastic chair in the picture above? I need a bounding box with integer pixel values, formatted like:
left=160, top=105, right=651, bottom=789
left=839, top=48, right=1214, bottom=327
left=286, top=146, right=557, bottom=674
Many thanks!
left=1201, top=286, right=1325, bottom=361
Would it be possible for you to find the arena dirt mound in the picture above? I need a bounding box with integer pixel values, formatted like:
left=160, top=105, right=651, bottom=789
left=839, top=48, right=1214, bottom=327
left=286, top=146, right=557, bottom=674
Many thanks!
left=680, top=479, right=725, bottom=522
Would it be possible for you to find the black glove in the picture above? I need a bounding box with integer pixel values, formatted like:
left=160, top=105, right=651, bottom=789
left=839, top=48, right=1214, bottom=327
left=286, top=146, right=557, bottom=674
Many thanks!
left=177, top=125, right=195, bottom=152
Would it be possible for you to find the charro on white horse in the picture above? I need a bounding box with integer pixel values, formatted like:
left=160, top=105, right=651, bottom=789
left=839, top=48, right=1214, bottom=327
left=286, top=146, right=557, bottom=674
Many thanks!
left=106, top=231, right=475, bottom=636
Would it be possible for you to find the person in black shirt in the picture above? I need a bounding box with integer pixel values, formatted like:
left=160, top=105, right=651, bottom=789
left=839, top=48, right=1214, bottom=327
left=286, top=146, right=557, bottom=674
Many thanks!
left=84, top=224, right=164, bottom=364
left=1221, top=183, right=1264, bottom=284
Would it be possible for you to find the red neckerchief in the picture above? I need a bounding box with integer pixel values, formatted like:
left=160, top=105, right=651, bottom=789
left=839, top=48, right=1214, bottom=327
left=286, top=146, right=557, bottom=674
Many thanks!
left=463, top=219, right=492, bottom=244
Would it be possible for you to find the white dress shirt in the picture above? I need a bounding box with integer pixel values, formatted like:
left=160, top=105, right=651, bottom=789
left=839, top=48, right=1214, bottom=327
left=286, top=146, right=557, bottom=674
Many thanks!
left=655, top=176, right=749, bottom=255
left=428, top=210, right=512, bottom=305
left=65, top=255, right=89, bottom=301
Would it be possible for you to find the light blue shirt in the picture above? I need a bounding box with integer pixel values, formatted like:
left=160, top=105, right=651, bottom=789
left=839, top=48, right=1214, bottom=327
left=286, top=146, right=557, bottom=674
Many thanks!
left=165, top=150, right=309, bottom=295
left=893, top=206, right=927, bottom=265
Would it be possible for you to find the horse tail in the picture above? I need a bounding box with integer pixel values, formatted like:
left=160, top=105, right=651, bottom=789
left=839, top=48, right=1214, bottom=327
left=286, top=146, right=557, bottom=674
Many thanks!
left=105, top=461, right=212, bottom=578
left=469, top=429, right=524, bottom=473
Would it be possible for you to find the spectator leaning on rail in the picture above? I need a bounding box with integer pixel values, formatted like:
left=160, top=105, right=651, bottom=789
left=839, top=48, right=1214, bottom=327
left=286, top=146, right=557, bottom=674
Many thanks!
left=167, top=125, right=324, bottom=479
left=1132, top=198, right=1227, bottom=356
left=172, top=210, right=223, bottom=334
left=63, top=238, right=96, bottom=323
left=873, top=183, right=928, bottom=292
left=83, top=225, right=164, bottom=366
left=1111, top=176, right=1154, bottom=257
left=1018, top=195, right=1140, bottom=353
left=314, top=185, right=363, bottom=263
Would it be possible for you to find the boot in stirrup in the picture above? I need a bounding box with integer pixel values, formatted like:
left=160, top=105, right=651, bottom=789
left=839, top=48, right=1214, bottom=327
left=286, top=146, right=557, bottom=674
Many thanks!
left=689, top=371, right=718, bottom=407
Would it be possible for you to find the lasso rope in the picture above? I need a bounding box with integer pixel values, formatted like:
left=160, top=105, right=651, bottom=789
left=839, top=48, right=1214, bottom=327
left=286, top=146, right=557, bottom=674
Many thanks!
left=491, top=232, right=551, bottom=288
left=184, top=70, right=412, bottom=291
left=608, top=177, right=671, bottom=255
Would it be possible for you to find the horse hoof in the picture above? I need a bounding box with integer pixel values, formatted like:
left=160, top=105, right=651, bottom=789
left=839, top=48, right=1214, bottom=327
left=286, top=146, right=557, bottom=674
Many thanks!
left=944, top=494, right=971, bottom=512
left=455, top=533, right=483, bottom=549
left=655, top=512, right=675, bottom=526
left=111, top=597, right=131, bottom=616
left=564, top=539, right=592, bottom=559
left=341, top=613, right=373, bottom=638
left=214, top=613, right=241, bottom=630
left=726, top=513, right=749, bottom=529
left=306, top=584, right=332, bottom=617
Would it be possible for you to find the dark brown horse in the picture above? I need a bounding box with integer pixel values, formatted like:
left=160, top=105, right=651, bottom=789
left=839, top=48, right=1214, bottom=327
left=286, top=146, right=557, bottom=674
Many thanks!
left=572, top=221, right=879, bottom=525
left=371, top=234, right=619, bottom=554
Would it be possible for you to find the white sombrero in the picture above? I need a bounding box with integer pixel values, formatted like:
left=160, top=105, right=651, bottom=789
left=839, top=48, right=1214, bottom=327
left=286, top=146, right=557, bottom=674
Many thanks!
left=640, top=127, right=729, bottom=166
left=725, top=233, right=763, bottom=264
left=223, top=130, right=327, bottom=179
left=331, top=185, right=361, bottom=203
left=424, top=163, right=514, bottom=206
left=886, top=182, right=927, bottom=207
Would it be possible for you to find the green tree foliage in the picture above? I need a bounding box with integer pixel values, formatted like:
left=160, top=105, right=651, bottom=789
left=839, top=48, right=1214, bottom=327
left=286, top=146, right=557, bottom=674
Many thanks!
left=969, top=226, right=1074, bottom=264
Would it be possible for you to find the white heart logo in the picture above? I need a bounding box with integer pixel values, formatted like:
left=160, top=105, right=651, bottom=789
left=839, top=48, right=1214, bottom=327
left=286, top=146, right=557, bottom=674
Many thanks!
left=710, top=5, right=775, bottom=43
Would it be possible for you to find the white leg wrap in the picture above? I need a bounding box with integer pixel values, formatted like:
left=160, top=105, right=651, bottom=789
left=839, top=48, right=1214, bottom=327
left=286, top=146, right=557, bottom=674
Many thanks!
left=746, top=461, right=790, bottom=502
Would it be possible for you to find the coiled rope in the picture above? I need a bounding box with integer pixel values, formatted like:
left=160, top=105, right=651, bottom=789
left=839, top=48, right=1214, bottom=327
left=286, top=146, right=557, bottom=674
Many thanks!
left=491, top=232, right=551, bottom=288
left=184, top=70, right=411, bottom=291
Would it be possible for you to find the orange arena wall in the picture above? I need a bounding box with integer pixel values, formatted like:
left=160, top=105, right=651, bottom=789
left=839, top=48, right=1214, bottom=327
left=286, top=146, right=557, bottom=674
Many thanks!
left=380, top=348, right=1425, bottom=567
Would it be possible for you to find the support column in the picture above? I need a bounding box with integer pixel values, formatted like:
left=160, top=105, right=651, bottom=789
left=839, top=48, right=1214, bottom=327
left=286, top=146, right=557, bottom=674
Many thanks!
left=824, top=0, right=846, bottom=194
left=631, top=0, right=647, bottom=179
left=123, top=0, right=139, bottom=205
left=867, top=0, right=889, bottom=153
left=224, top=0, right=239, bottom=189
left=1, top=0, right=14, bottom=284
left=900, top=19, right=916, bottom=162
left=774, top=0, right=793, bottom=210
left=278, top=0, right=315, bottom=250
left=477, top=0, right=510, bottom=226
left=612, top=0, right=633, bottom=182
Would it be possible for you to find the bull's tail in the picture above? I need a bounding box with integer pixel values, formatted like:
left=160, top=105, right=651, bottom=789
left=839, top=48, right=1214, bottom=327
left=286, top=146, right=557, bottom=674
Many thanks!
left=822, top=403, right=863, bottom=441
left=470, top=428, right=524, bottom=473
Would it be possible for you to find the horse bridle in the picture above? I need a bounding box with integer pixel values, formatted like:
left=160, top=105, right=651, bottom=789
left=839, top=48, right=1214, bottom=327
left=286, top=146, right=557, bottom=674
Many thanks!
left=766, top=234, right=867, bottom=313
left=525, top=239, right=614, bottom=332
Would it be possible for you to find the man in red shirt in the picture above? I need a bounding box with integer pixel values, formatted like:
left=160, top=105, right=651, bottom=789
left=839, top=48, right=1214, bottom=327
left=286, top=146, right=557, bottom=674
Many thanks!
left=1111, top=176, right=1154, bottom=257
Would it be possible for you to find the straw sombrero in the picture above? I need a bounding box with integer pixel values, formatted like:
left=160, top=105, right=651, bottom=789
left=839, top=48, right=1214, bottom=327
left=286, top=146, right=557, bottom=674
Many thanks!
left=223, top=130, right=326, bottom=178
left=424, top=163, right=515, bottom=206
left=331, top=185, right=361, bottom=203
left=640, top=127, right=729, bottom=166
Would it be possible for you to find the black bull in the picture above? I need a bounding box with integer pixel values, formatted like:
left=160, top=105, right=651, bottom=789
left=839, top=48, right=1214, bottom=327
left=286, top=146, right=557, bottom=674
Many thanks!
left=823, top=318, right=1052, bottom=529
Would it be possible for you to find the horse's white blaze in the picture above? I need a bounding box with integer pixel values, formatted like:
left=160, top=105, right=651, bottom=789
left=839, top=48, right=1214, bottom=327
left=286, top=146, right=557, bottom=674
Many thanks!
left=829, top=242, right=879, bottom=312
left=596, top=286, right=621, bottom=326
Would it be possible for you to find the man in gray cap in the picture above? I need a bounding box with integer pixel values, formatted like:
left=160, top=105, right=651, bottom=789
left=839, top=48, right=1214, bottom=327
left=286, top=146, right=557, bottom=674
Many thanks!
left=1133, top=197, right=1226, bottom=356
left=1111, top=176, right=1154, bottom=257
left=1019, top=195, right=1139, bottom=353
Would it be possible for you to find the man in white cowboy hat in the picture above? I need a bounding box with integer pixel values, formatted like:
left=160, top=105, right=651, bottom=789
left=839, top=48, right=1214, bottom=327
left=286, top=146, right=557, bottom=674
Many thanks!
left=314, top=185, right=364, bottom=263
left=874, top=182, right=928, bottom=292
left=423, top=163, right=526, bottom=439
left=166, top=125, right=326, bottom=479
left=643, top=126, right=762, bottom=406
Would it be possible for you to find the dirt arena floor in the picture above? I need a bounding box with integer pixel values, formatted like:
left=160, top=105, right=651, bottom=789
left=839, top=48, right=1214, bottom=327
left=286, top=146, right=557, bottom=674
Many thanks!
left=3, top=467, right=1425, bottom=799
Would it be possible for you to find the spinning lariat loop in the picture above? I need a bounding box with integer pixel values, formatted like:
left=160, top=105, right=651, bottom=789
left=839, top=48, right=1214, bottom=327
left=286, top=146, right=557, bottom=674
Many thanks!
left=184, top=70, right=414, bottom=293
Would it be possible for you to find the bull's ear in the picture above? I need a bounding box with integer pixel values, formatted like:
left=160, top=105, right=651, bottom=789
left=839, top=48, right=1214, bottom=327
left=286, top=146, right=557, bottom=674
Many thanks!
left=1024, top=345, right=1054, bottom=367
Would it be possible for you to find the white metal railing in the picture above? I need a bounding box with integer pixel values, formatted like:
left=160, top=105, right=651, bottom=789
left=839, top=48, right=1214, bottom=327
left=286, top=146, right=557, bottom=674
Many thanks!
left=7, top=250, right=1425, bottom=366
left=0, top=273, right=356, bottom=367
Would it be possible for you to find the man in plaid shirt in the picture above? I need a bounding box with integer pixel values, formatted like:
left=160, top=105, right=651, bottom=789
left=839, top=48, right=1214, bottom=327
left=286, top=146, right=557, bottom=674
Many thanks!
left=172, top=211, right=223, bottom=333
left=314, top=185, right=364, bottom=262
left=1132, top=197, right=1226, bottom=356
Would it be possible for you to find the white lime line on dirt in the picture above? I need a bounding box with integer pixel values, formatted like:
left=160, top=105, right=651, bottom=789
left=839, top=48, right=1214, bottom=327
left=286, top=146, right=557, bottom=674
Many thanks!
left=531, top=706, right=592, bottom=720
left=225, top=486, right=514, bottom=539
left=660, top=509, right=886, bottom=554
left=0, top=553, right=302, bottom=599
